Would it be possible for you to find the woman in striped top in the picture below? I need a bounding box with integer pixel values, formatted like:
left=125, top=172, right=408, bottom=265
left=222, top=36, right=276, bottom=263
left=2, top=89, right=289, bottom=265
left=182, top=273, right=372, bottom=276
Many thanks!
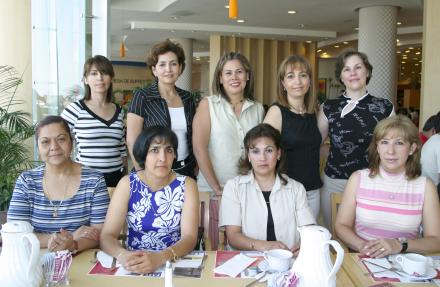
left=61, top=55, right=127, bottom=187
left=7, top=116, right=110, bottom=253
left=335, top=115, right=440, bottom=258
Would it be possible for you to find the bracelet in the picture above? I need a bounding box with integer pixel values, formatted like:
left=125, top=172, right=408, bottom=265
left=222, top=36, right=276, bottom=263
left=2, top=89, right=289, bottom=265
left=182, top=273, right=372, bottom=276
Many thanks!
left=168, top=247, right=179, bottom=262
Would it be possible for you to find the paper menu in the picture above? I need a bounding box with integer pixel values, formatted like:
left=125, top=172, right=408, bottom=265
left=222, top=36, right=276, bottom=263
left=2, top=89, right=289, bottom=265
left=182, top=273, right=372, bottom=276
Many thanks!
left=214, top=250, right=264, bottom=278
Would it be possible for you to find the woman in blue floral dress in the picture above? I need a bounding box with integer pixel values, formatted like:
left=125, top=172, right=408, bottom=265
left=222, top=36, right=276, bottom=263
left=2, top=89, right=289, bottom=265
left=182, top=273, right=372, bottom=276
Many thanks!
left=100, top=126, right=199, bottom=274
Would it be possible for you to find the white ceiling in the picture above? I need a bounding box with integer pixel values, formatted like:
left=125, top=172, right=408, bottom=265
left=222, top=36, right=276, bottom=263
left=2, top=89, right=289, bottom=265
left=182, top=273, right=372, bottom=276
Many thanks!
left=109, top=0, right=423, bottom=61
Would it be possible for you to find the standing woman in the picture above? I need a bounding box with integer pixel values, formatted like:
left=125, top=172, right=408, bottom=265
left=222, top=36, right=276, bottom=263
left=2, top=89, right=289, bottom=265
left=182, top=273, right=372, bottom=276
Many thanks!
left=192, top=52, right=264, bottom=248
left=318, top=50, right=394, bottom=229
left=127, top=39, right=196, bottom=178
left=264, top=55, right=322, bottom=219
left=61, top=55, right=127, bottom=187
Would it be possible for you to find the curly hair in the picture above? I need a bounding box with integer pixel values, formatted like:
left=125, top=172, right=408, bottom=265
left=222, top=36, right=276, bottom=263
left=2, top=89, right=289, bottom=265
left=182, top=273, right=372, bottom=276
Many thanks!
left=367, top=115, right=421, bottom=179
left=146, top=39, right=186, bottom=74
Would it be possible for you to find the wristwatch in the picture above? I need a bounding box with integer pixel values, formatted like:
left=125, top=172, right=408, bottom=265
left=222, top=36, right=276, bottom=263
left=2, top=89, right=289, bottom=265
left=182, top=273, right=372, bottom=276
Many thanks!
left=398, top=237, right=408, bottom=253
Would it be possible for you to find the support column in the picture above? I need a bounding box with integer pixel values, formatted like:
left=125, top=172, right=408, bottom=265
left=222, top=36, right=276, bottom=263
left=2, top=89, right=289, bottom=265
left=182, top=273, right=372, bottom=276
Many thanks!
left=420, top=0, right=440, bottom=126
left=358, top=6, right=398, bottom=103
left=171, top=38, right=193, bottom=90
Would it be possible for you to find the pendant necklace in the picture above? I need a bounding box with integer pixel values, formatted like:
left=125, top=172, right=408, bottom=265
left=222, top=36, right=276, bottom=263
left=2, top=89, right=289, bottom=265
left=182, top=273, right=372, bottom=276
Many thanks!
left=289, top=103, right=305, bottom=115
left=43, top=171, right=70, bottom=217
left=230, top=99, right=244, bottom=114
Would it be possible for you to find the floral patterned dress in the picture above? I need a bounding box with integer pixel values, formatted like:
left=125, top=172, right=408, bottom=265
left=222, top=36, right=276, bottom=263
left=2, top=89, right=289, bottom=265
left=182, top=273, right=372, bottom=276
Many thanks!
left=126, top=172, right=186, bottom=251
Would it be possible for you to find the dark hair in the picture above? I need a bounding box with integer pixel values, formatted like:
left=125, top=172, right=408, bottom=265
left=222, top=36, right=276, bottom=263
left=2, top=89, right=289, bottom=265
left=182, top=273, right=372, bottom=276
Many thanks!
left=238, top=123, right=287, bottom=185
left=83, top=55, right=115, bottom=102
left=367, top=115, right=421, bottom=179
left=212, top=52, right=255, bottom=101
left=146, top=39, right=186, bottom=74
left=133, top=126, right=178, bottom=169
left=423, top=114, right=440, bottom=133
left=277, top=55, right=317, bottom=114
left=335, top=50, right=373, bottom=86
left=36, top=115, right=72, bottom=143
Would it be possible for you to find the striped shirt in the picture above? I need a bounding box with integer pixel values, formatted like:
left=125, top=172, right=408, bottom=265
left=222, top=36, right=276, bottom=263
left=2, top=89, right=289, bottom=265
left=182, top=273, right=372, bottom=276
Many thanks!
left=355, top=168, right=426, bottom=240
left=7, top=165, right=110, bottom=233
left=61, top=100, right=127, bottom=173
left=128, top=80, right=195, bottom=160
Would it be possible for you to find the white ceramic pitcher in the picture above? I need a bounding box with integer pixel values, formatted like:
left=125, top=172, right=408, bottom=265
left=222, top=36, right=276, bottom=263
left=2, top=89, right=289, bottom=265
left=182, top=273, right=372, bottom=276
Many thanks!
left=291, top=225, right=344, bottom=287
left=0, top=221, right=42, bottom=287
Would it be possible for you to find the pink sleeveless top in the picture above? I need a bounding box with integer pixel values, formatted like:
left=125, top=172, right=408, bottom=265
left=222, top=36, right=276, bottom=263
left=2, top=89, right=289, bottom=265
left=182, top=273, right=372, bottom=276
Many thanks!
left=355, top=168, right=426, bottom=240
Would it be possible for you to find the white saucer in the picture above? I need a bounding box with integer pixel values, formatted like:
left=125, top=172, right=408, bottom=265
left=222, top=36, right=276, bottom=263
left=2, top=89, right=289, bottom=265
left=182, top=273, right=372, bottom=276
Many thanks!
left=398, top=267, right=438, bottom=280
left=257, top=259, right=294, bottom=273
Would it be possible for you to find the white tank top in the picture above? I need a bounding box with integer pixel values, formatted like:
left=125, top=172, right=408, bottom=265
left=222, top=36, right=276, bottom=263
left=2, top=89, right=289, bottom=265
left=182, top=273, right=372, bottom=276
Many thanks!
left=197, top=95, right=264, bottom=193
left=168, top=107, right=188, bottom=161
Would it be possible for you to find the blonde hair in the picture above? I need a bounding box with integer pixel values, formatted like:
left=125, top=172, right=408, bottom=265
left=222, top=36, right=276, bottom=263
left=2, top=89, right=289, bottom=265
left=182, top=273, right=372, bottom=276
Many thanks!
left=277, top=55, right=317, bottom=114
left=367, top=115, right=421, bottom=179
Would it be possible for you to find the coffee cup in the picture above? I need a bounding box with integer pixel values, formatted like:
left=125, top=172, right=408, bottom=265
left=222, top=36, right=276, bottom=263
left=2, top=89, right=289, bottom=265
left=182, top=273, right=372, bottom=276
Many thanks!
left=263, top=249, right=293, bottom=272
left=395, top=253, right=428, bottom=276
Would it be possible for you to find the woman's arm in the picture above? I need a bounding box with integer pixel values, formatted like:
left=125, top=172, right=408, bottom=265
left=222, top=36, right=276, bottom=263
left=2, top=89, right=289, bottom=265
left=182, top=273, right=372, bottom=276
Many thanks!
left=263, top=105, right=282, bottom=132
left=317, top=104, right=329, bottom=144
left=406, top=179, right=440, bottom=253
left=335, top=171, right=367, bottom=251
left=120, top=177, right=200, bottom=274
left=226, top=225, right=289, bottom=251
left=192, top=98, right=222, bottom=194
left=45, top=224, right=102, bottom=252
left=126, top=113, right=144, bottom=171
left=100, top=176, right=131, bottom=258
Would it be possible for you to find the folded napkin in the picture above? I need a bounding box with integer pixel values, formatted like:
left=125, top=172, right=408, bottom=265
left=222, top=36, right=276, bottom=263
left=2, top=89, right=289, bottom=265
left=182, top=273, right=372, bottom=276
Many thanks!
left=214, top=253, right=257, bottom=278
left=363, top=258, right=399, bottom=279
left=97, top=251, right=120, bottom=269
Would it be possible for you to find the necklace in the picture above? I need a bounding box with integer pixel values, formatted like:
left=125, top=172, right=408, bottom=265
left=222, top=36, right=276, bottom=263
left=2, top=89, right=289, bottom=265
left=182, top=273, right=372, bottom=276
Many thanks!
left=43, top=170, right=71, bottom=217
left=289, top=103, right=306, bottom=114
left=230, top=99, right=244, bottom=113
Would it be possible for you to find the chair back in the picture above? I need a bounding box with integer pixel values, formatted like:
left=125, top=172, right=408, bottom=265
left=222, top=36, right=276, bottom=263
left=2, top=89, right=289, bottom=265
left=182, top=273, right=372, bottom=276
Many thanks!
left=198, top=192, right=211, bottom=250
left=330, top=192, right=348, bottom=252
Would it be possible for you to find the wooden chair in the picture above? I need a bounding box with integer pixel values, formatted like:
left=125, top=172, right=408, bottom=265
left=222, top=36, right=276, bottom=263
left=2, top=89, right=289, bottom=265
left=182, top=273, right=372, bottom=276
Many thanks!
left=331, top=192, right=348, bottom=252
left=198, top=192, right=211, bottom=250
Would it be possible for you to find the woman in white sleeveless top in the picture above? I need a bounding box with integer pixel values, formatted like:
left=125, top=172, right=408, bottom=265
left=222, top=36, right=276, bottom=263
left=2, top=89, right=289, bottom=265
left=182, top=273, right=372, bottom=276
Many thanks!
left=193, top=52, right=264, bottom=248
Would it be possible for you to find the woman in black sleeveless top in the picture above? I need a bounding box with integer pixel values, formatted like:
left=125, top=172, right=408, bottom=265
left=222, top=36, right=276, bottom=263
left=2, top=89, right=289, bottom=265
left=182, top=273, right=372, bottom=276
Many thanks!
left=264, top=55, right=322, bottom=219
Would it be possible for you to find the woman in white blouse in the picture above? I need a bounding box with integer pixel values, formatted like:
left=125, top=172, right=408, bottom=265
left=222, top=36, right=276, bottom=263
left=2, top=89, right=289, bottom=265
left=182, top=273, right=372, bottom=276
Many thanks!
left=219, top=124, right=315, bottom=252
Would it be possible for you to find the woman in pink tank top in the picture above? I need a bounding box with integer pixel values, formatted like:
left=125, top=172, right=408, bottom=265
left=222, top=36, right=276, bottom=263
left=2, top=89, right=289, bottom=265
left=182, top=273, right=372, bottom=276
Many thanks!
left=335, top=115, right=440, bottom=258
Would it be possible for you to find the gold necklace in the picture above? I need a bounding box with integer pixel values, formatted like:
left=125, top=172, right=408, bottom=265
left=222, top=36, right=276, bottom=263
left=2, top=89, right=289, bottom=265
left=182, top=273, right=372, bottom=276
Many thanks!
left=43, top=171, right=71, bottom=217
left=289, top=103, right=306, bottom=114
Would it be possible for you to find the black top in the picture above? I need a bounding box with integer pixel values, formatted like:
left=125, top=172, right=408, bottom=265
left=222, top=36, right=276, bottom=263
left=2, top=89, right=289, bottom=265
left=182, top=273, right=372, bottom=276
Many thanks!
left=277, top=103, right=322, bottom=190
left=323, top=94, right=394, bottom=179
left=262, top=191, right=276, bottom=241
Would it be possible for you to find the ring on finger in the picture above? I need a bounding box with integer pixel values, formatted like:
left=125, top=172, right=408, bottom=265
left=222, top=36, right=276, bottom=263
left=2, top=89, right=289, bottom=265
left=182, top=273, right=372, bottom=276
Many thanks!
left=380, top=247, right=385, bottom=252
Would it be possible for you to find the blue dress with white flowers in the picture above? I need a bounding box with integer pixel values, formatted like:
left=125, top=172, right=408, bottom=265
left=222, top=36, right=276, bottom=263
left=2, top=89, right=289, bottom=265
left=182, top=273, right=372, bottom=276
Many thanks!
left=126, top=172, right=186, bottom=251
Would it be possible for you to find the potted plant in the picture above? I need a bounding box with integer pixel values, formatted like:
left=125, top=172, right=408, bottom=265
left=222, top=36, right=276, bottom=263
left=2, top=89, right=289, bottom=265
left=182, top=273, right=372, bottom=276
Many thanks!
left=0, top=65, right=35, bottom=214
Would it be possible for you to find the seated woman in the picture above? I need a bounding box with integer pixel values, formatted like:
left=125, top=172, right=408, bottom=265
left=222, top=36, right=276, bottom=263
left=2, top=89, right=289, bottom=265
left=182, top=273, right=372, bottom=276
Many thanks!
left=100, top=126, right=199, bottom=274
left=335, top=115, right=440, bottom=258
left=219, top=123, right=316, bottom=253
left=7, top=115, right=110, bottom=253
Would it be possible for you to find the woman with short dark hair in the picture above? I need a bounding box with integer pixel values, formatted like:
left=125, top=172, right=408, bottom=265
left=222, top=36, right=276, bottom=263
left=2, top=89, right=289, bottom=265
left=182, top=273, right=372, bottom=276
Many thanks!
left=61, top=55, right=127, bottom=187
left=8, top=115, right=110, bottom=253
left=127, top=39, right=196, bottom=178
left=100, top=126, right=199, bottom=274
left=317, top=50, right=394, bottom=229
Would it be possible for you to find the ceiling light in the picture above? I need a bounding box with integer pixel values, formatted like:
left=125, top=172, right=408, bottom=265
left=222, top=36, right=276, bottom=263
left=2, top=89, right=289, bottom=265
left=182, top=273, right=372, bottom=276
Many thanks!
left=306, top=40, right=312, bottom=43
left=415, top=51, right=421, bottom=55
left=343, top=41, right=349, bottom=44
left=237, top=19, right=245, bottom=23
left=224, top=5, right=229, bottom=8
left=415, top=63, right=419, bottom=66
left=396, top=39, right=399, bottom=42
left=396, top=51, right=401, bottom=54
left=419, top=60, right=422, bottom=63
left=354, top=27, right=359, bottom=31
left=409, top=47, right=414, bottom=50
left=397, top=21, right=402, bottom=25
left=317, top=49, right=322, bottom=53
left=288, top=10, right=297, bottom=14
left=401, top=61, right=406, bottom=64
left=334, top=45, right=340, bottom=48
left=405, top=50, right=410, bottom=53
left=195, top=58, right=201, bottom=61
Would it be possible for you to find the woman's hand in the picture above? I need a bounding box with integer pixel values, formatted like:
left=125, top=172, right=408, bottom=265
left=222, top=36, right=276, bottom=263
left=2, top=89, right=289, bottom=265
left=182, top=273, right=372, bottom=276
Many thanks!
left=48, top=229, right=75, bottom=252
left=360, top=238, right=401, bottom=258
left=256, top=240, right=289, bottom=252
left=119, top=250, right=164, bottom=274
left=290, top=242, right=301, bottom=257
left=73, top=225, right=100, bottom=241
